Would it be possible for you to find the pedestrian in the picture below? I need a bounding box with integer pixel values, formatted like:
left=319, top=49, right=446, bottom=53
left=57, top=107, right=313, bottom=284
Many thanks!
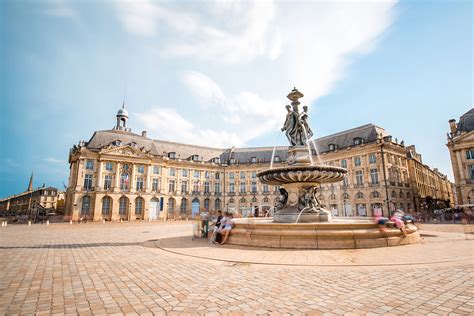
left=220, top=212, right=235, bottom=245
left=209, top=211, right=223, bottom=243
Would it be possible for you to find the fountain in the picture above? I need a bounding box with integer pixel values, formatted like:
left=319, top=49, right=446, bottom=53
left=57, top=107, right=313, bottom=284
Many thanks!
left=226, top=88, right=421, bottom=249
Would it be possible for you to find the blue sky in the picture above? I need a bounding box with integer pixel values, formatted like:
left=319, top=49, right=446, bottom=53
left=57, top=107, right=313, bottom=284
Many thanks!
left=0, top=0, right=472, bottom=198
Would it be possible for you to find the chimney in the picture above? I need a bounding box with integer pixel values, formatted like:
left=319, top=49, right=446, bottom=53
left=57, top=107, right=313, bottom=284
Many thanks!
left=449, top=119, right=457, bottom=134
left=141, top=131, right=147, bottom=137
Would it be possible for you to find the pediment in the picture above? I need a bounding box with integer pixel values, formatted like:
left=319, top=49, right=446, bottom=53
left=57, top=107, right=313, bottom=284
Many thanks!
left=452, top=131, right=474, bottom=144
left=99, top=145, right=151, bottom=158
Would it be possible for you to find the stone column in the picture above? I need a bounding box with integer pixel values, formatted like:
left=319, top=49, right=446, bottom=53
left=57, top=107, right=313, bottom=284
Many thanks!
left=114, top=162, right=121, bottom=192
left=130, top=164, right=136, bottom=193
left=93, top=194, right=102, bottom=221
left=146, top=165, right=152, bottom=193
left=75, top=160, right=83, bottom=191
left=96, top=161, right=103, bottom=190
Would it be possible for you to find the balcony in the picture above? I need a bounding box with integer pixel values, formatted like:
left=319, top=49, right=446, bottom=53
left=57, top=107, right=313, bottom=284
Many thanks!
left=228, top=192, right=236, bottom=196
left=239, top=192, right=247, bottom=195
left=355, top=184, right=364, bottom=188
left=192, top=191, right=201, bottom=195
left=390, top=181, right=396, bottom=186
left=214, top=192, right=222, bottom=196
left=370, top=182, right=379, bottom=187
left=262, top=191, right=270, bottom=195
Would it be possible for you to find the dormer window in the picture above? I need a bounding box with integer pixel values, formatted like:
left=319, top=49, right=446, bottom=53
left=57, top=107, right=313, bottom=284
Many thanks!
left=274, top=156, right=280, bottom=162
left=213, top=157, right=221, bottom=164
left=251, top=157, right=257, bottom=163
left=191, top=154, right=199, bottom=161
left=229, top=158, right=235, bottom=164
left=168, top=152, right=176, bottom=159
left=353, top=138, right=364, bottom=145
left=328, top=144, right=337, bottom=151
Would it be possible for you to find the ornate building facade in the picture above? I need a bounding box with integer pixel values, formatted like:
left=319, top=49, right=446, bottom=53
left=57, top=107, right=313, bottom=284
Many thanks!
left=65, top=107, right=453, bottom=221
left=447, top=108, right=474, bottom=206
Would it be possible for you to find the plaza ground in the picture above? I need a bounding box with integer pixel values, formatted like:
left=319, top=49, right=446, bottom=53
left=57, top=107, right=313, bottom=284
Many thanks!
left=0, top=222, right=473, bottom=315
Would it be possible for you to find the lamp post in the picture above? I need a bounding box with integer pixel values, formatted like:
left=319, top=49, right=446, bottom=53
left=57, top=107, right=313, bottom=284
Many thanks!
left=221, top=163, right=228, bottom=213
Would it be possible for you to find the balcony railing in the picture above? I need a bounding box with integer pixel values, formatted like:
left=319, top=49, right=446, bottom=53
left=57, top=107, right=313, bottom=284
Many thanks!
left=262, top=191, right=270, bottom=195
left=192, top=191, right=200, bottom=195
left=214, top=192, right=222, bottom=196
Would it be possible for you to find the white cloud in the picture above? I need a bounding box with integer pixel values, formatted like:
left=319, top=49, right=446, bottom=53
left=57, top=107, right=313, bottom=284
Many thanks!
left=119, top=1, right=398, bottom=147
left=43, top=0, right=76, bottom=17
left=45, top=157, right=66, bottom=164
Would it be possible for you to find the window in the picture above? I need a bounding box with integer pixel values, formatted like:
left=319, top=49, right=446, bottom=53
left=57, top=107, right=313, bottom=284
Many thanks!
left=169, top=168, right=176, bottom=177
left=193, top=180, right=199, bottom=193
left=180, top=198, right=187, bottom=214
left=370, top=169, right=379, bottom=184
left=105, top=162, right=113, bottom=171
left=369, top=154, right=377, bottom=164
left=240, top=181, right=246, bottom=193
left=102, top=196, right=111, bottom=215
left=204, top=181, right=210, bottom=193
left=391, top=191, right=397, bottom=198
left=104, top=175, right=112, bottom=190
left=251, top=182, right=257, bottom=193
left=328, top=144, right=337, bottom=151
left=153, top=166, right=160, bottom=174
left=123, top=164, right=129, bottom=171
left=84, top=175, right=93, bottom=190
left=240, top=171, right=246, bottom=179
left=213, top=157, right=220, bottom=164
left=251, top=157, right=257, bottom=163
left=354, top=157, right=361, bottom=167
left=356, top=192, right=364, bottom=199
left=263, top=197, right=269, bottom=203
left=204, top=198, right=210, bottom=211
left=85, top=160, right=93, bottom=170
left=251, top=171, right=256, bottom=179
left=120, top=173, right=129, bottom=191
left=152, top=178, right=159, bottom=192
left=407, top=192, right=411, bottom=199
left=194, top=170, right=200, bottom=178
left=168, top=180, right=176, bottom=193
left=354, top=137, right=364, bottom=145
left=136, top=177, right=144, bottom=191
left=330, top=194, right=336, bottom=200
left=215, top=199, right=221, bottom=210
left=192, top=155, right=199, bottom=161
left=230, top=158, right=235, bottom=164
left=214, top=182, right=220, bottom=193
left=371, top=191, right=380, bottom=198
left=81, top=196, right=90, bottom=215
left=341, top=159, right=347, bottom=168
left=355, top=171, right=363, bottom=186
left=240, top=197, right=246, bottom=203
left=168, top=198, right=175, bottom=214
left=119, top=196, right=128, bottom=215
left=263, top=184, right=269, bottom=193
left=274, top=156, right=280, bottom=162
left=470, top=165, right=474, bottom=180
left=181, top=181, right=188, bottom=193
left=205, top=171, right=210, bottom=179
left=137, top=165, right=145, bottom=173
left=168, top=152, right=176, bottom=159
left=229, top=182, right=235, bottom=193
left=229, top=172, right=235, bottom=180
left=181, top=169, right=188, bottom=177
left=466, top=149, right=474, bottom=160
left=135, top=197, right=143, bottom=215
left=342, top=176, right=349, bottom=187
left=215, top=172, right=220, bottom=180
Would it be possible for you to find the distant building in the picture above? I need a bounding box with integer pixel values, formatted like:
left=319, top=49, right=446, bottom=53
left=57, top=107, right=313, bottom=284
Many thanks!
left=65, top=106, right=453, bottom=221
left=447, top=108, right=474, bottom=206
left=0, top=181, right=60, bottom=218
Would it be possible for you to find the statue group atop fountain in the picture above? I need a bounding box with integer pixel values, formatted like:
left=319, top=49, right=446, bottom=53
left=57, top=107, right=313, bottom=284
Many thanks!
left=281, top=88, right=313, bottom=147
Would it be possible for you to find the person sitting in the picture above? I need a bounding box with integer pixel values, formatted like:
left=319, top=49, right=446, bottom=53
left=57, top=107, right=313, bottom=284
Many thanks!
left=209, top=211, right=223, bottom=243
left=391, top=210, right=408, bottom=237
left=373, top=213, right=389, bottom=235
left=220, top=212, right=235, bottom=245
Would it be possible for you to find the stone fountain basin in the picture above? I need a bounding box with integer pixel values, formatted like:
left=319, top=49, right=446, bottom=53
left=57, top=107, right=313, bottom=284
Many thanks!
left=257, top=165, right=348, bottom=185
left=227, top=218, right=421, bottom=249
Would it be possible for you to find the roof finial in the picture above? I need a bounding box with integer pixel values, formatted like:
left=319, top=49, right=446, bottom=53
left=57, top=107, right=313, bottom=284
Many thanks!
left=122, top=82, right=127, bottom=109
left=27, top=171, right=33, bottom=191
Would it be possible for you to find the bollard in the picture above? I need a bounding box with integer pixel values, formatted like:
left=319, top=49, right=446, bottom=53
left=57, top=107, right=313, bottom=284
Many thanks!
left=102, top=219, right=105, bottom=224
left=46, top=220, right=50, bottom=226
left=28, top=221, right=31, bottom=226
left=1, top=221, right=3, bottom=227
left=4, top=221, right=7, bottom=227
left=70, top=220, right=73, bottom=225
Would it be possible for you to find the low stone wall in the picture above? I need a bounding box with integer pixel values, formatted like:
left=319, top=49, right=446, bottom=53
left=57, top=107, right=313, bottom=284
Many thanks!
left=227, top=218, right=421, bottom=249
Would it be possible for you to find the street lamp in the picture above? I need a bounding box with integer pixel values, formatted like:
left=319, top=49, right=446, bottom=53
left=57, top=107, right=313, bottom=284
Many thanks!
left=221, top=163, right=228, bottom=213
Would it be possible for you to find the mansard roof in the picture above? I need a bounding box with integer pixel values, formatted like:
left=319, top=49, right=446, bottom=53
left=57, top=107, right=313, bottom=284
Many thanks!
left=85, top=123, right=388, bottom=163
left=457, top=108, right=474, bottom=132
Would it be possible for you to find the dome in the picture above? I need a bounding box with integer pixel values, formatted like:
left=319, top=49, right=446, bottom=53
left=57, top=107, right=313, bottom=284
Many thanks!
left=117, top=107, right=128, bottom=117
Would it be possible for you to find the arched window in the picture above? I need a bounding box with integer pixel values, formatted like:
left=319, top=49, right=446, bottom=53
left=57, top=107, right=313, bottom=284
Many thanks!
left=356, top=192, right=364, bottom=199
left=168, top=198, right=175, bottom=214
left=399, top=191, right=403, bottom=198
left=102, top=196, right=112, bottom=215
left=229, top=198, right=235, bottom=204
left=204, top=198, right=210, bottom=211
left=81, top=196, right=91, bottom=215
left=341, top=193, right=349, bottom=200
left=391, top=191, right=397, bottom=198
left=135, top=197, right=144, bottom=215
left=215, top=198, right=221, bottom=210
left=240, top=198, right=246, bottom=203
left=119, top=196, right=129, bottom=215
left=371, top=191, right=380, bottom=198
left=180, top=198, right=187, bottom=214
left=120, top=173, right=129, bottom=191
left=407, top=192, right=411, bottom=199
left=251, top=197, right=257, bottom=203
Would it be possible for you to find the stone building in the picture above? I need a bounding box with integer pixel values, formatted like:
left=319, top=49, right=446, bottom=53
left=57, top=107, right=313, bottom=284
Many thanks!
left=447, top=108, right=474, bottom=206
left=65, top=106, right=453, bottom=221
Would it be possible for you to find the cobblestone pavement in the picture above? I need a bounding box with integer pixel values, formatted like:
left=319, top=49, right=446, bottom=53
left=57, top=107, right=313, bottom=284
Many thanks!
left=0, top=222, right=473, bottom=315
